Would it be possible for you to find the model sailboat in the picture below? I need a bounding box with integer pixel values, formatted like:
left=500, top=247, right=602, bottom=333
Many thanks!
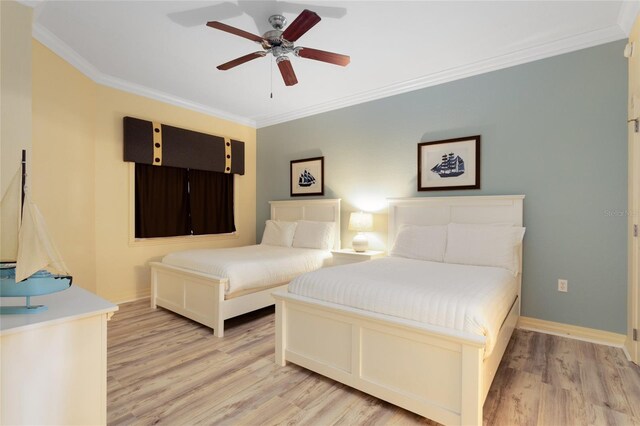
left=0, top=150, right=72, bottom=314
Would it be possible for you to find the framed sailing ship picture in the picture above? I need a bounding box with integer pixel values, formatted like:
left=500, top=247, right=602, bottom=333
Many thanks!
left=290, top=156, right=324, bottom=196
left=418, top=135, right=480, bottom=191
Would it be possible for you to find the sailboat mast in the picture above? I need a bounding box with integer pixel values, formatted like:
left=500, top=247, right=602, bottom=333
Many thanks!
left=20, top=150, right=26, bottom=217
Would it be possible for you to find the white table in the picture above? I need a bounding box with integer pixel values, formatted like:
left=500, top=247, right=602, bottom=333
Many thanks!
left=1, top=286, right=118, bottom=425
left=331, top=249, right=386, bottom=266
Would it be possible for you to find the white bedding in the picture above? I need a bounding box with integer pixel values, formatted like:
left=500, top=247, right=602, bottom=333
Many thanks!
left=162, top=245, right=332, bottom=295
left=288, top=256, right=518, bottom=356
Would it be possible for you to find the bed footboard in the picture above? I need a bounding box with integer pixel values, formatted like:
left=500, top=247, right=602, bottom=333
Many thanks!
left=150, top=262, right=226, bottom=336
left=151, top=262, right=290, bottom=337
left=274, top=291, right=492, bottom=425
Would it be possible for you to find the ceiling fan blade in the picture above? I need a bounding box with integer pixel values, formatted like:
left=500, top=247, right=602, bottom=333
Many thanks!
left=295, top=47, right=350, bottom=66
left=217, top=51, right=266, bottom=70
left=206, top=21, right=265, bottom=43
left=281, top=9, right=321, bottom=42
left=277, top=58, right=298, bottom=86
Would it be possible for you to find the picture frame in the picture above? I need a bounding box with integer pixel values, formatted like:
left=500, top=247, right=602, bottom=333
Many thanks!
left=417, top=135, right=480, bottom=191
left=290, top=156, right=324, bottom=197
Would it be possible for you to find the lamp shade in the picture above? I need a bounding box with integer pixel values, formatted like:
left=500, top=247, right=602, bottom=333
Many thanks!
left=348, top=212, right=373, bottom=232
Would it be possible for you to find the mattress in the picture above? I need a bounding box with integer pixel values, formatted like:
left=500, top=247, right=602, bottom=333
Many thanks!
left=287, top=256, right=518, bottom=356
left=162, top=245, right=332, bottom=296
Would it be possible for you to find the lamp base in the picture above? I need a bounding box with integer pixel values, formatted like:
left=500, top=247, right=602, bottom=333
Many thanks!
left=352, top=233, right=369, bottom=252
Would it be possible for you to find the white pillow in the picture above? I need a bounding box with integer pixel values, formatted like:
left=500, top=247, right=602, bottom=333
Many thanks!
left=390, top=224, right=447, bottom=262
left=444, top=223, right=525, bottom=274
left=261, top=220, right=298, bottom=247
left=292, top=220, right=335, bottom=250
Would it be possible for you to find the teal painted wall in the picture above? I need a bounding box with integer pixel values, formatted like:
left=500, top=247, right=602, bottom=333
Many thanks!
left=256, top=41, right=628, bottom=334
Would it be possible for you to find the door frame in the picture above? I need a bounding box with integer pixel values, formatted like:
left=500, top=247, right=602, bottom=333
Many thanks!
left=628, top=18, right=640, bottom=364
left=629, top=105, right=639, bottom=363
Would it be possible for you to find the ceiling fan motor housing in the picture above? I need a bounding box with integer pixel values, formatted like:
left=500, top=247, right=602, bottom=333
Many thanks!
left=262, top=29, right=286, bottom=48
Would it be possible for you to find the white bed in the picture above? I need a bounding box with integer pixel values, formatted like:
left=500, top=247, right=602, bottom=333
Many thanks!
left=287, top=257, right=518, bottom=358
left=273, top=195, right=524, bottom=426
left=150, top=199, right=340, bottom=337
left=162, top=245, right=333, bottom=297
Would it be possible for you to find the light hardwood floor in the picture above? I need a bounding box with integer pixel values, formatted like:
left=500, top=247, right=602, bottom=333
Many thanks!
left=108, top=299, right=640, bottom=425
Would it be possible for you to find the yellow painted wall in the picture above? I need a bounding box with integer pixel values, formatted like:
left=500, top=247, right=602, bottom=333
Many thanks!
left=32, top=40, right=97, bottom=292
left=1, top=0, right=32, bottom=197
left=31, top=40, right=257, bottom=302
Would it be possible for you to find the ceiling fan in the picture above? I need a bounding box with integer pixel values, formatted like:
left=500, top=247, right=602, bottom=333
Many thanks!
left=206, top=9, right=350, bottom=86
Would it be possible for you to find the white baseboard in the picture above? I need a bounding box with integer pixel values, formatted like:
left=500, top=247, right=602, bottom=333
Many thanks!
left=517, top=316, right=627, bottom=349
left=115, top=294, right=150, bottom=305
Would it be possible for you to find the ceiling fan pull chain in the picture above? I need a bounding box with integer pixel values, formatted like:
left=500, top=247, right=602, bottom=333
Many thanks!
left=270, top=56, right=274, bottom=99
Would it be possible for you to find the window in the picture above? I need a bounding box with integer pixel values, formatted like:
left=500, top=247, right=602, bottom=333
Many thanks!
left=123, top=116, right=244, bottom=240
left=134, top=164, right=235, bottom=238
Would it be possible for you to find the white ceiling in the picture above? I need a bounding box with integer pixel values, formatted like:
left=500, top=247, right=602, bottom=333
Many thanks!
left=27, top=1, right=639, bottom=128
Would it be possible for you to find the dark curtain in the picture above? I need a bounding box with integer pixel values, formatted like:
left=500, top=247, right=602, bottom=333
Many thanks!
left=135, top=164, right=190, bottom=238
left=188, top=169, right=235, bottom=235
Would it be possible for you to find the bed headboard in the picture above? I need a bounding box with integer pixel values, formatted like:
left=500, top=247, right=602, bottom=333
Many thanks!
left=388, top=195, right=525, bottom=305
left=387, top=195, right=524, bottom=246
left=269, top=199, right=341, bottom=251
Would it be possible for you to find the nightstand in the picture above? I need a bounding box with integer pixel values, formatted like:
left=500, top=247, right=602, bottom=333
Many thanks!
left=331, top=249, right=385, bottom=266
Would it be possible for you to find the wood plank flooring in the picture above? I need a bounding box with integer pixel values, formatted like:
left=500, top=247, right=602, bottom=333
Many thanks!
left=108, top=299, right=640, bottom=425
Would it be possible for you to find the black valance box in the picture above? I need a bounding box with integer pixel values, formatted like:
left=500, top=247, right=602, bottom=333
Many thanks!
left=123, top=116, right=245, bottom=175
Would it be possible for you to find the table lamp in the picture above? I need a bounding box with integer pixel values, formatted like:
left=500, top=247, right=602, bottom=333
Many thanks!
left=348, top=212, right=373, bottom=252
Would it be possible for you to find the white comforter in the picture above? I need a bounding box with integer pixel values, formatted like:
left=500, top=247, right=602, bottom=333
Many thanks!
left=162, top=245, right=332, bottom=295
left=288, top=256, right=518, bottom=356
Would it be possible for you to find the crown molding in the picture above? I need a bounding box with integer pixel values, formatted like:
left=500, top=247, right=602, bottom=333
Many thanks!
left=617, top=0, right=640, bottom=35
left=255, top=24, right=627, bottom=127
left=32, top=19, right=626, bottom=130
left=32, top=24, right=257, bottom=128
left=32, top=24, right=103, bottom=82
